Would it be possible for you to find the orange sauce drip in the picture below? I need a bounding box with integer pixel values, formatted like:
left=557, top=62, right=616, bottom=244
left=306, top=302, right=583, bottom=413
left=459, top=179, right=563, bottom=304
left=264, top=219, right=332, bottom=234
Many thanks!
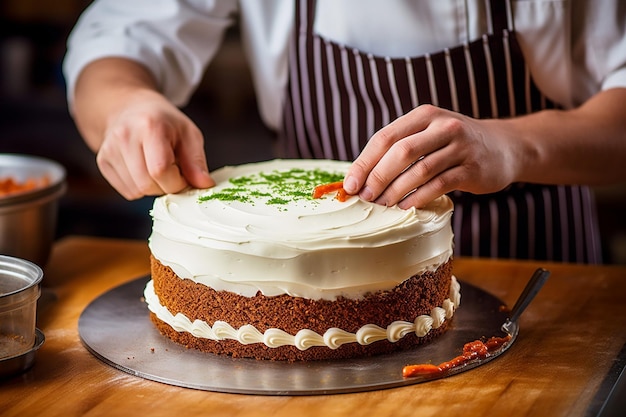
left=312, top=181, right=349, bottom=202
left=402, top=335, right=512, bottom=378
left=0, top=176, right=49, bottom=197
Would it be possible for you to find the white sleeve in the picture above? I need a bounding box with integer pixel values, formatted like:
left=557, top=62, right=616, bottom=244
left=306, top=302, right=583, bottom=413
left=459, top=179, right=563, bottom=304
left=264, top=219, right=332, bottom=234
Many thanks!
left=571, top=1, right=626, bottom=104
left=589, top=8, right=626, bottom=92
left=62, top=0, right=239, bottom=107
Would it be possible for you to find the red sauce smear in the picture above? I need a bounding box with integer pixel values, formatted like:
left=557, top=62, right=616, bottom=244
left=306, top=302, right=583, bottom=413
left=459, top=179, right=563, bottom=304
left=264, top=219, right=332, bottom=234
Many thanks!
left=0, top=176, right=49, bottom=197
left=402, top=335, right=512, bottom=378
left=312, top=181, right=349, bottom=202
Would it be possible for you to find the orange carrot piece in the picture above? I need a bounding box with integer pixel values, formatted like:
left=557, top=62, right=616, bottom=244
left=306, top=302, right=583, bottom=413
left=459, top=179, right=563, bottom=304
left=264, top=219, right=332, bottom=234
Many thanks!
left=402, top=364, right=441, bottom=378
left=0, top=176, right=49, bottom=197
left=312, top=181, right=344, bottom=199
left=335, top=187, right=348, bottom=202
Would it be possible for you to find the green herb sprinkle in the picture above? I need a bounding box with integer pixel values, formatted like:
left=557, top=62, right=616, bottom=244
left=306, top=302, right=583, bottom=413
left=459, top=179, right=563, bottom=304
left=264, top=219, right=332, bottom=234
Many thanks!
left=198, top=168, right=344, bottom=206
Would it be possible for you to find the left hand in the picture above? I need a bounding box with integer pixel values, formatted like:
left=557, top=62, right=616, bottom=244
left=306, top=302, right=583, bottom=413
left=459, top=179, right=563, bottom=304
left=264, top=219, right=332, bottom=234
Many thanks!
left=343, top=104, right=523, bottom=209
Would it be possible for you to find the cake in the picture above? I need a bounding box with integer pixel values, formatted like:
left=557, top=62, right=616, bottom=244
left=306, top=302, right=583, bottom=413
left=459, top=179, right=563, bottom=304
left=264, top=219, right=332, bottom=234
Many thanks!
left=145, top=159, right=459, bottom=361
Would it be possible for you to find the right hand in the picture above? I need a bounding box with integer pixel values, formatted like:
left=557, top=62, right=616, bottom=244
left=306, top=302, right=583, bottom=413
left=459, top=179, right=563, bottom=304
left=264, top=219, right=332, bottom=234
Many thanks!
left=96, top=89, right=215, bottom=200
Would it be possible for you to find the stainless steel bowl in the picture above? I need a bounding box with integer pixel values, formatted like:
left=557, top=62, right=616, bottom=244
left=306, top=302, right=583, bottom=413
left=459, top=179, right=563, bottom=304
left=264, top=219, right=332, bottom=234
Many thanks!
left=0, top=255, right=43, bottom=360
left=0, top=154, right=66, bottom=267
left=0, top=255, right=45, bottom=378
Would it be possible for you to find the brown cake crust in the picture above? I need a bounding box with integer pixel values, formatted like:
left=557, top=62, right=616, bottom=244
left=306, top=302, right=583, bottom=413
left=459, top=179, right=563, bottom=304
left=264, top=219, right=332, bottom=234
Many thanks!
left=149, top=256, right=453, bottom=361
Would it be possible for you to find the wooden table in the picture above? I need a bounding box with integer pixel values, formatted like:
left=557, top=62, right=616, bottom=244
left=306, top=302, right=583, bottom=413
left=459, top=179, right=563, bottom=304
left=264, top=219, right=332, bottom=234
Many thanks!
left=1, top=236, right=625, bottom=417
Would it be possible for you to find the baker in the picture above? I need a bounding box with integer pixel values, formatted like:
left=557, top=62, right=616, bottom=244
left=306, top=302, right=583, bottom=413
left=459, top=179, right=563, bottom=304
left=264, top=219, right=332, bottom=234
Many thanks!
left=63, top=0, right=626, bottom=263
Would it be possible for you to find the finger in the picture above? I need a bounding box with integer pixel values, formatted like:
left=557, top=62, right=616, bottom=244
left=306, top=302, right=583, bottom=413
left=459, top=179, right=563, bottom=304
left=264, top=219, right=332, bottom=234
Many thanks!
left=359, top=134, right=426, bottom=202
left=176, top=125, right=215, bottom=189
left=344, top=122, right=409, bottom=195
left=96, top=151, right=145, bottom=200
left=142, top=135, right=188, bottom=195
left=362, top=118, right=458, bottom=203
left=344, top=105, right=438, bottom=194
left=374, top=141, right=462, bottom=206
left=99, top=122, right=167, bottom=199
left=397, top=166, right=465, bottom=209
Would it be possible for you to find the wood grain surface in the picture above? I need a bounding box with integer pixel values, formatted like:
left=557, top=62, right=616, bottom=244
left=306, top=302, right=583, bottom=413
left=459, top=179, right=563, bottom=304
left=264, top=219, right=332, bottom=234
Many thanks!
left=1, top=236, right=624, bottom=417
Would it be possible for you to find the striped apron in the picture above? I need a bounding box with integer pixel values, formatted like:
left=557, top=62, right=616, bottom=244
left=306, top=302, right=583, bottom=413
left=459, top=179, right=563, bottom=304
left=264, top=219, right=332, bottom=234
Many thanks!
left=280, top=0, right=602, bottom=264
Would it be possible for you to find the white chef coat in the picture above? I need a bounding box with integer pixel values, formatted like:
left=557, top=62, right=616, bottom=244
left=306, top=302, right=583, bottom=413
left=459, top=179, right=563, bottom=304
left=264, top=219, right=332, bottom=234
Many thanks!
left=63, top=0, right=626, bottom=132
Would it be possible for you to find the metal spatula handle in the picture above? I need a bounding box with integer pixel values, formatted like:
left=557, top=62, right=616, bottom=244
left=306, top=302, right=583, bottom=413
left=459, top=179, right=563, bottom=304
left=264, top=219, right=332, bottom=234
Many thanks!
left=501, top=267, right=551, bottom=334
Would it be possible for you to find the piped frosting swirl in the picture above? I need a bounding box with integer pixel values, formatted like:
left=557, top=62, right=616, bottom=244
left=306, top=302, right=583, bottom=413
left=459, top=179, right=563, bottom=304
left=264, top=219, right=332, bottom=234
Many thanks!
left=144, top=276, right=461, bottom=350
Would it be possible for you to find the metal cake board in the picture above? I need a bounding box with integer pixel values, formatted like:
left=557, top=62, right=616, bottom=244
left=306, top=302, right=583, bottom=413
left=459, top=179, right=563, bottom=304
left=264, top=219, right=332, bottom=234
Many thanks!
left=78, top=276, right=517, bottom=395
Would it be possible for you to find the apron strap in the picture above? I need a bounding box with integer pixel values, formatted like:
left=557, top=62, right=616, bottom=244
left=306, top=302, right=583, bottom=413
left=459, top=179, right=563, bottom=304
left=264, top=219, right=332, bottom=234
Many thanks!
left=299, top=0, right=316, bottom=36
left=488, top=0, right=515, bottom=35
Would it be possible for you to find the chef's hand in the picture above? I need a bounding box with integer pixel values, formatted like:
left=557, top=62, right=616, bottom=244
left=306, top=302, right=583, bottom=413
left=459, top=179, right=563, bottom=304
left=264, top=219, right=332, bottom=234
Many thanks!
left=343, top=104, right=521, bottom=209
left=71, top=58, right=214, bottom=200
left=344, top=89, right=626, bottom=208
left=95, top=89, right=214, bottom=200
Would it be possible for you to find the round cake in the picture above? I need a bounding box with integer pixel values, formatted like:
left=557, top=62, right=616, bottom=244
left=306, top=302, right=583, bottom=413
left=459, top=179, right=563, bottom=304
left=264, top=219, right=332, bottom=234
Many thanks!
left=145, top=159, right=459, bottom=361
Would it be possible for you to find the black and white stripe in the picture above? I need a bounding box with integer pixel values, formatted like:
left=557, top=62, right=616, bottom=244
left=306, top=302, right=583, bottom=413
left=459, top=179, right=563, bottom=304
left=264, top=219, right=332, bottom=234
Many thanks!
left=280, top=0, right=602, bottom=263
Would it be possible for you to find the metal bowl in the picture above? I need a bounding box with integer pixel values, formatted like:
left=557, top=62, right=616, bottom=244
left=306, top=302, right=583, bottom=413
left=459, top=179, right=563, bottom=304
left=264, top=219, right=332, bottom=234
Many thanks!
left=0, top=154, right=66, bottom=267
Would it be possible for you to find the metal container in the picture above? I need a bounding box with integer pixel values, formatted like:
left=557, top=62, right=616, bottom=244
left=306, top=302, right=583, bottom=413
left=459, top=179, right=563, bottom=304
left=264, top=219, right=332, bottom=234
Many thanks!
left=0, top=255, right=43, bottom=361
left=0, top=154, right=66, bottom=267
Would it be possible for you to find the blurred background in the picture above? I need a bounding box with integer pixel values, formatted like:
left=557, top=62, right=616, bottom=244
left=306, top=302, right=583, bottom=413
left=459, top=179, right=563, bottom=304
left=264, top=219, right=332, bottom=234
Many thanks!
left=0, top=1, right=274, bottom=243
left=1, top=1, right=625, bottom=263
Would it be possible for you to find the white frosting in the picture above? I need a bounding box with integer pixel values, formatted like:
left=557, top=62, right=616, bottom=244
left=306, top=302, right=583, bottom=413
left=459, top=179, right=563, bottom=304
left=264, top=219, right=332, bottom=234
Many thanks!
left=144, top=276, right=461, bottom=351
left=148, top=159, right=454, bottom=300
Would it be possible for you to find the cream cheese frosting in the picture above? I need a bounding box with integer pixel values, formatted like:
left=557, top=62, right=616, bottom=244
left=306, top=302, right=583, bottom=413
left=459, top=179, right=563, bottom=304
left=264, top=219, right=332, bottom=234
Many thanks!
left=148, top=159, right=454, bottom=300
left=144, top=276, right=461, bottom=351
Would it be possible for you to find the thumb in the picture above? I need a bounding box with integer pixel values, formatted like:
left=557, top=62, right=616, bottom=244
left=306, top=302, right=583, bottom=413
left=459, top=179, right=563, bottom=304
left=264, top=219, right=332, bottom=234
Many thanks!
left=177, top=130, right=215, bottom=190
left=182, top=157, right=215, bottom=189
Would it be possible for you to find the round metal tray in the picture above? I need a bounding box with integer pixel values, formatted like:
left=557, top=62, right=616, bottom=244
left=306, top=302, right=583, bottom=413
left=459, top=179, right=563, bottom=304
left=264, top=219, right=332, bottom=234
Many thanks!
left=78, top=276, right=516, bottom=395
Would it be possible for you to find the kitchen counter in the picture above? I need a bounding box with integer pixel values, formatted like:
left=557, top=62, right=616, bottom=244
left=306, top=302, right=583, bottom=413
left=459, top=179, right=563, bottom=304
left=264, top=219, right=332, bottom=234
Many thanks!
left=1, top=236, right=624, bottom=416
